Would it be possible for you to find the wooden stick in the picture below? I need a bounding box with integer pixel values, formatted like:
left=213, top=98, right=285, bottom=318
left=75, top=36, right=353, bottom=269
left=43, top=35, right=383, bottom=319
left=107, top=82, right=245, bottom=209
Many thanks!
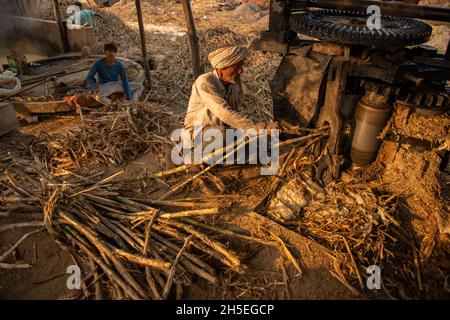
left=150, top=232, right=215, bottom=275
left=159, top=207, right=220, bottom=219
left=270, top=232, right=302, bottom=277
left=180, top=0, right=203, bottom=77
left=70, top=170, right=124, bottom=197
left=329, top=269, right=361, bottom=297
left=88, top=258, right=103, bottom=300
left=281, top=264, right=291, bottom=300
left=412, top=249, right=423, bottom=291
left=60, top=211, right=149, bottom=299
left=162, top=235, right=192, bottom=299
left=63, top=228, right=142, bottom=300
left=143, top=209, right=160, bottom=255
left=276, top=132, right=326, bottom=148
left=134, top=0, right=152, bottom=87
left=162, top=219, right=241, bottom=269
left=159, top=135, right=258, bottom=200
left=151, top=234, right=216, bottom=284
left=0, top=262, right=32, bottom=269
left=145, top=269, right=162, bottom=300
left=51, top=0, right=68, bottom=52
left=152, top=223, right=237, bottom=269
left=111, top=247, right=172, bottom=271
left=342, top=237, right=364, bottom=290
left=0, top=222, right=44, bottom=233
left=182, top=218, right=275, bottom=246
left=0, top=230, right=42, bottom=262
left=131, top=198, right=213, bottom=208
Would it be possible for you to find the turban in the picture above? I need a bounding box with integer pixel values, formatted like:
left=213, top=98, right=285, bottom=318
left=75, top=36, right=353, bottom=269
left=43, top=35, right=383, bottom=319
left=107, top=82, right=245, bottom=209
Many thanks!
left=208, top=46, right=247, bottom=69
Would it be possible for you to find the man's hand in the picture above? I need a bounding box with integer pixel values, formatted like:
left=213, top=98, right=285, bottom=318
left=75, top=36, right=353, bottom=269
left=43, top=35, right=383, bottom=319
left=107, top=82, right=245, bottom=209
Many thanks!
left=265, top=121, right=280, bottom=132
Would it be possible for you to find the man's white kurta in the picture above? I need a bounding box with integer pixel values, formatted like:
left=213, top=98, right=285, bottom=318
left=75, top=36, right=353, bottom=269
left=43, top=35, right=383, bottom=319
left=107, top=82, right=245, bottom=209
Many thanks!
left=184, top=70, right=261, bottom=132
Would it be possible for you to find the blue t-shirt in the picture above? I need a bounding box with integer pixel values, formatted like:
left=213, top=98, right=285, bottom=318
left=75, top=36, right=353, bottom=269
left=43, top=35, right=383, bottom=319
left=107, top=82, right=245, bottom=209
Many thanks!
left=87, top=58, right=132, bottom=100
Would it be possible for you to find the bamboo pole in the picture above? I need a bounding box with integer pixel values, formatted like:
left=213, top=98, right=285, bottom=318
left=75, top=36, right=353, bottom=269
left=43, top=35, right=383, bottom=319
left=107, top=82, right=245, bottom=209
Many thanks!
left=134, top=0, right=152, bottom=88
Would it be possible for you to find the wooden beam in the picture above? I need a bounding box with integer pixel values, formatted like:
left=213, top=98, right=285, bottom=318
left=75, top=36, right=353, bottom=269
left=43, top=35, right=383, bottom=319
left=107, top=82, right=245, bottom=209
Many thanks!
left=51, top=0, right=68, bottom=53
left=180, top=0, right=203, bottom=78
left=134, top=0, right=152, bottom=88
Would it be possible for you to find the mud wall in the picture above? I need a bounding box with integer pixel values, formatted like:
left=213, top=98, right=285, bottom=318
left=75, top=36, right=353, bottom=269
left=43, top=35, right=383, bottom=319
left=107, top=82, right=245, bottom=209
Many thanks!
left=0, top=15, right=63, bottom=55
left=0, top=15, right=96, bottom=61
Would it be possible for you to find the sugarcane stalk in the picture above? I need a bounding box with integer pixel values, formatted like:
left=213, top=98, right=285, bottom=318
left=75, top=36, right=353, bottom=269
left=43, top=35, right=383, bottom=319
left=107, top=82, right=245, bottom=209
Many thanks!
left=143, top=209, right=160, bottom=255
left=159, top=207, right=220, bottom=219
left=63, top=228, right=142, bottom=300
left=182, top=218, right=274, bottom=246
left=151, top=235, right=216, bottom=284
left=158, top=221, right=241, bottom=269
left=162, top=236, right=192, bottom=299
left=270, top=232, right=303, bottom=277
left=60, top=211, right=150, bottom=299
left=145, top=268, right=163, bottom=300
left=111, top=247, right=172, bottom=271
left=151, top=223, right=237, bottom=269
left=88, top=258, right=103, bottom=300
left=129, top=198, right=214, bottom=208
left=150, top=232, right=215, bottom=274
left=159, top=134, right=259, bottom=200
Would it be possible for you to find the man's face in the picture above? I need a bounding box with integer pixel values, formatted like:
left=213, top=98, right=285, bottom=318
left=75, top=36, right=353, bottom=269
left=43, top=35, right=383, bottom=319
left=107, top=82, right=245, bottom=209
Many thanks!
left=105, top=49, right=117, bottom=61
left=218, top=60, right=244, bottom=85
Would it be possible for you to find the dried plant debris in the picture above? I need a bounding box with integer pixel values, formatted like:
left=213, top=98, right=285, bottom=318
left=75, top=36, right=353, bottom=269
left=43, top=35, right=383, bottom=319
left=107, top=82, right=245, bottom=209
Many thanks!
left=30, top=102, right=180, bottom=175
left=0, top=157, right=262, bottom=300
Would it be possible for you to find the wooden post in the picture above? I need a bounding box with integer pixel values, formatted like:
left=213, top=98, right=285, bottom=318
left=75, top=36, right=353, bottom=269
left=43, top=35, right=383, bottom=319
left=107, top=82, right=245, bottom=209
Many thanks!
left=180, top=0, right=203, bottom=78
left=51, top=0, right=68, bottom=53
left=134, top=0, right=151, bottom=88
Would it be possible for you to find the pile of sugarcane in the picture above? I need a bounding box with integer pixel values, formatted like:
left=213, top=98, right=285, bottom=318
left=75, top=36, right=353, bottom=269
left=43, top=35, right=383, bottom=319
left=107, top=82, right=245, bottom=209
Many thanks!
left=35, top=102, right=180, bottom=176
left=1, top=156, right=251, bottom=300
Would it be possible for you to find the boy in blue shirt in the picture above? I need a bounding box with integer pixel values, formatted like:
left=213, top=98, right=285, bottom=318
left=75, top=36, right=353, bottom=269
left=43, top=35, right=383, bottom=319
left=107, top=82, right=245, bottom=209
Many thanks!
left=87, top=42, right=143, bottom=103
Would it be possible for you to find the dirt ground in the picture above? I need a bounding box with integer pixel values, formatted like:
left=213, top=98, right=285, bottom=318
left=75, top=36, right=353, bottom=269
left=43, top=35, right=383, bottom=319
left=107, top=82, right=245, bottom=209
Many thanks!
left=1, top=0, right=449, bottom=300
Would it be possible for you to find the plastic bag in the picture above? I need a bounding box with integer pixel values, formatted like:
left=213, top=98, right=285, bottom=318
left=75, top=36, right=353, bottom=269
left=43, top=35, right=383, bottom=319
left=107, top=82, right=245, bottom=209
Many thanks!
left=0, top=74, right=21, bottom=96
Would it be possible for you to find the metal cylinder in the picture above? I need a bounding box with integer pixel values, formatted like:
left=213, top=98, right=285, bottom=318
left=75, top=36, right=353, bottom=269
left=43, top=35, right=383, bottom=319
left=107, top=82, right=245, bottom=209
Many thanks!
left=350, top=83, right=394, bottom=166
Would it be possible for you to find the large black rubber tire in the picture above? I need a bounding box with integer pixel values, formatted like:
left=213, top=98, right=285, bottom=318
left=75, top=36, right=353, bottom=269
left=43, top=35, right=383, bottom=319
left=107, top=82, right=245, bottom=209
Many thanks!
left=290, top=10, right=432, bottom=48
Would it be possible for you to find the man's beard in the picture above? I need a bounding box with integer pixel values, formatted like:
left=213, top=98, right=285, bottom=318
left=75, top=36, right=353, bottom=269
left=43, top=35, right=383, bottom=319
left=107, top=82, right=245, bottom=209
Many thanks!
left=229, top=74, right=241, bottom=85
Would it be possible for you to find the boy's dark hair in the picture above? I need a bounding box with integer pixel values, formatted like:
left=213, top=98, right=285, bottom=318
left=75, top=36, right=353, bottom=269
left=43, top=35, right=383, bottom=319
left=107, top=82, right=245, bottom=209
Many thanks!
left=74, top=1, right=82, bottom=8
left=104, top=43, right=118, bottom=52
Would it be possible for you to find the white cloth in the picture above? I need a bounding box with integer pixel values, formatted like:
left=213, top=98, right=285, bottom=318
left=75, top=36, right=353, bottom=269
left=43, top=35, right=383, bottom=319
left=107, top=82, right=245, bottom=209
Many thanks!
left=208, top=46, right=247, bottom=69
left=0, top=75, right=21, bottom=96
left=98, top=81, right=144, bottom=104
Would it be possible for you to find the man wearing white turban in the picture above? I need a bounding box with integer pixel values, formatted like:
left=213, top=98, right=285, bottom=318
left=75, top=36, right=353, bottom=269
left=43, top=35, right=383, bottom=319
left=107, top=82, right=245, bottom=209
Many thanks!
left=184, top=46, right=278, bottom=134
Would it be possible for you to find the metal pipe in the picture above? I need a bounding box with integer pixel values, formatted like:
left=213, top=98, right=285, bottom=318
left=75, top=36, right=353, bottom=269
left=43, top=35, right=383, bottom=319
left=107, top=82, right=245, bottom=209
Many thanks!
left=134, top=0, right=151, bottom=88
left=290, top=0, right=450, bottom=22
left=51, top=0, right=68, bottom=53
left=350, top=83, right=393, bottom=166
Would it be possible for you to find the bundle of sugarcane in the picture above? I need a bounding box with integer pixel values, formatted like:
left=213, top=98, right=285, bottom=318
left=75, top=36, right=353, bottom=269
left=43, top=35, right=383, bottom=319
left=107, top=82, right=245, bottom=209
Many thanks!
left=34, top=102, right=180, bottom=176
left=1, top=157, right=248, bottom=300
